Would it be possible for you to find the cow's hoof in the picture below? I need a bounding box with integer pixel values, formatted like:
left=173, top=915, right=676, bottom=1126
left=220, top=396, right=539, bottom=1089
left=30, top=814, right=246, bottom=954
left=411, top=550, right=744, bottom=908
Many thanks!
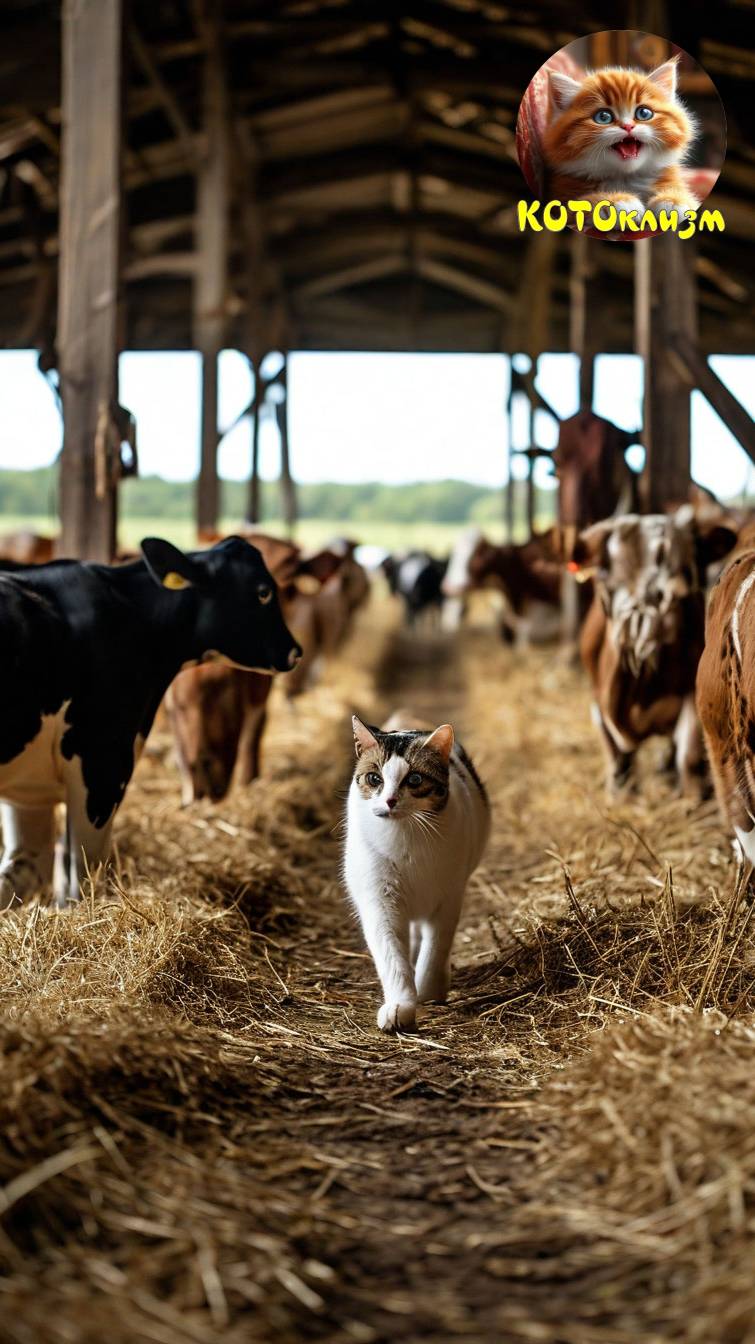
left=377, top=1001, right=417, bottom=1033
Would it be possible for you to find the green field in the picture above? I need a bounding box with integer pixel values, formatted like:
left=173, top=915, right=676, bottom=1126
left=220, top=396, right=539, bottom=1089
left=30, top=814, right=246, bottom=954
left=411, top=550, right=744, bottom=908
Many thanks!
left=0, top=513, right=555, bottom=554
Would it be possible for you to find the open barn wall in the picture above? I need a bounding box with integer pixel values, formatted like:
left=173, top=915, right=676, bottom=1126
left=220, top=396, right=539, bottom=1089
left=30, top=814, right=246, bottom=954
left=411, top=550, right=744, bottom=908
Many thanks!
left=0, top=0, right=753, bottom=358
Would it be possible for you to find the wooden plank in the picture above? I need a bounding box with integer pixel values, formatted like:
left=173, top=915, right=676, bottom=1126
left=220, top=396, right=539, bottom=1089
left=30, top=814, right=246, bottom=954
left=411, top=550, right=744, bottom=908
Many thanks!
left=417, top=257, right=511, bottom=312
left=57, top=0, right=124, bottom=561
left=569, top=232, right=597, bottom=411
left=672, top=332, right=755, bottom=466
left=276, top=356, right=297, bottom=533
left=194, top=2, right=230, bottom=535
left=635, top=235, right=697, bottom=510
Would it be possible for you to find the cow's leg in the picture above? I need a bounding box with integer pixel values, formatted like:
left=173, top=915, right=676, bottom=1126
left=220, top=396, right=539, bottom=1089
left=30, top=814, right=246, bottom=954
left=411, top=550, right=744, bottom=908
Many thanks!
left=591, top=703, right=634, bottom=795
left=235, top=703, right=268, bottom=787
left=0, top=802, right=56, bottom=909
left=60, top=770, right=114, bottom=905
left=674, top=694, right=707, bottom=798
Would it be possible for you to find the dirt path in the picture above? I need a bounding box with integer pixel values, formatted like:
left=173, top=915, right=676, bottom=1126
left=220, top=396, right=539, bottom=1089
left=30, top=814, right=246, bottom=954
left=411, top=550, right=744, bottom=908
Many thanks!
left=2, top=600, right=754, bottom=1344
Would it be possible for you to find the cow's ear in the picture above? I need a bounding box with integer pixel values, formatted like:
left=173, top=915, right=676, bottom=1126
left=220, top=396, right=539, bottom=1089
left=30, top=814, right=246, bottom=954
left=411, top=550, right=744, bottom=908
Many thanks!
left=141, top=537, right=201, bottom=591
left=352, top=714, right=379, bottom=758
left=569, top=520, right=614, bottom=577
left=423, top=723, right=454, bottom=762
left=695, top=521, right=738, bottom=569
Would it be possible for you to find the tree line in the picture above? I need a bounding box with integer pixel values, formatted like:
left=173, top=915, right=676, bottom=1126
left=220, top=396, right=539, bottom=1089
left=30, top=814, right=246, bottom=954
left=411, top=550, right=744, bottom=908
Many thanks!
left=0, top=466, right=556, bottom=526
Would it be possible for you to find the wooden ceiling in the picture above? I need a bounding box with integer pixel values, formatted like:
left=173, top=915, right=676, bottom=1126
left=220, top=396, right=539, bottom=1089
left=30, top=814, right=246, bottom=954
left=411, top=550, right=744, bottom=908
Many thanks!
left=0, top=0, right=753, bottom=356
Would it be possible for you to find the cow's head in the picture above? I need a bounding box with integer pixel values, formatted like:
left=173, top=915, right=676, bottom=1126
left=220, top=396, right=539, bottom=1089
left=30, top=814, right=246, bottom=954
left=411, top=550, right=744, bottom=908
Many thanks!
left=442, top=529, right=491, bottom=597
left=573, top=510, right=736, bottom=670
left=141, top=536, right=302, bottom=674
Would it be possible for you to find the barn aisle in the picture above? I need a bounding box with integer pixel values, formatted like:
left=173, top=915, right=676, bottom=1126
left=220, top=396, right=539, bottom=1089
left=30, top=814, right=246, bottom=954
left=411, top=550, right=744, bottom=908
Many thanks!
left=2, top=599, right=754, bottom=1344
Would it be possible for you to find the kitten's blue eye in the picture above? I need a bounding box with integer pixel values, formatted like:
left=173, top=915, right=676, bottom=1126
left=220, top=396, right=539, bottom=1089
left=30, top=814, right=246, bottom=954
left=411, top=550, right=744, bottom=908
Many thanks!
left=593, top=109, right=613, bottom=124
left=406, top=772, right=423, bottom=787
left=365, top=772, right=382, bottom=788
left=635, top=105, right=654, bottom=121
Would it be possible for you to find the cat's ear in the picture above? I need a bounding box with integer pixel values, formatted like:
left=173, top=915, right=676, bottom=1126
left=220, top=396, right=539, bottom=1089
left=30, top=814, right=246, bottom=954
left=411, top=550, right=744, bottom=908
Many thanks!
left=548, top=70, right=581, bottom=114
left=352, top=714, right=379, bottom=758
left=423, top=724, right=455, bottom=762
left=647, top=57, right=679, bottom=100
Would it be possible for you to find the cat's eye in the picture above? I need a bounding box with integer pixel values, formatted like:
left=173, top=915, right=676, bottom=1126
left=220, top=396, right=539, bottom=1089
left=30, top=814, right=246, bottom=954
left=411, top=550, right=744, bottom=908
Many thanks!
left=635, top=105, right=654, bottom=121
left=406, top=772, right=423, bottom=787
left=592, top=108, right=613, bottom=124
left=365, top=772, right=382, bottom=788
left=257, top=584, right=273, bottom=605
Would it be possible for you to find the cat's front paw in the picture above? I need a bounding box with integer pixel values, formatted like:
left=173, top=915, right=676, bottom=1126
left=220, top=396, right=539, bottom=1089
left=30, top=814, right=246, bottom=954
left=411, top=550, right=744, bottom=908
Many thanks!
left=648, top=197, right=697, bottom=220
left=377, top=1001, right=417, bottom=1033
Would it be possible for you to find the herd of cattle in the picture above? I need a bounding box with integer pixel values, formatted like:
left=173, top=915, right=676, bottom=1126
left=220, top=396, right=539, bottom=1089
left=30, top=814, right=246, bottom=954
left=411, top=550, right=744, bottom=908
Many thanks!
left=2, top=486, right=755, bottom=910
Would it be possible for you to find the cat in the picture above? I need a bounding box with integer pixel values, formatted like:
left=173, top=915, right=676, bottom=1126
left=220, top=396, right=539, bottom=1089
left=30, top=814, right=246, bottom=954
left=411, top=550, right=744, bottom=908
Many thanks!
left=343, top=712, right=490, bottom=1033
left=542, top=56, right=697, bottom=225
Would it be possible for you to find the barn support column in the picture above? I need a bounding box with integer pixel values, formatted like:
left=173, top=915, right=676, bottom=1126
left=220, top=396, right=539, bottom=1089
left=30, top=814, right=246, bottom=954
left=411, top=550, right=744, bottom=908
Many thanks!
left=246, top=360, right=263, bottom=526
left=570, top=233, right=596, bottom=412
left=276, top=355, right=297, bottom=534
left=194, top=4, right=230, bottom=536
left=505, top=366, right=515, bottom=541
left=57, top=0, right=124, bottom=561
left=635, top=235, right=697, bottom=511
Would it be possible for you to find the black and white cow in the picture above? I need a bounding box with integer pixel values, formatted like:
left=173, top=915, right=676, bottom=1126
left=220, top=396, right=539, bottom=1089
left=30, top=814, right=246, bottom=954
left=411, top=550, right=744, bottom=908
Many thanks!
left=382, top=551, right=448, bottom=626
left=0, top=536, right=301, bottom=909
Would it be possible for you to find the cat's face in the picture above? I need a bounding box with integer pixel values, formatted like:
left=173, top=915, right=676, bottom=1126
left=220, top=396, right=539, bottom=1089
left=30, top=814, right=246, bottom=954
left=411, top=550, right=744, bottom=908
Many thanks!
left=544, top=59, right=693, bottom=180
left=352, top=716, right=453, bottom=821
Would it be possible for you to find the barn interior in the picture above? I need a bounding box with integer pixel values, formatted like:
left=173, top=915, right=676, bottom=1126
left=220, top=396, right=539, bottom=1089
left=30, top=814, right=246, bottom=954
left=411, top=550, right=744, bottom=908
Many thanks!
left=2, top=3, right=755, bottom=1343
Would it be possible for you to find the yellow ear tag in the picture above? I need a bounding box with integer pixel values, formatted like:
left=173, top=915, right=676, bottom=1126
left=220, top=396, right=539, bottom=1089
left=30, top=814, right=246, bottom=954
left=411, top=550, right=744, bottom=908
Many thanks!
left=163, top=571, right=191, bottom=590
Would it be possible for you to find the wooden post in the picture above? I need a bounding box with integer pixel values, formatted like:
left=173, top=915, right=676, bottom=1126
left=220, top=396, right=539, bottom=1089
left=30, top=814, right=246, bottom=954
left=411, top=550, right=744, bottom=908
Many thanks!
left=505, top=370, right=515, bottom=541
left=525, top=366, right=536, bottom=539
left=194, top=4, right=229, bottom=536
left=57, top=0, right=124, bottom=560
left=636, top=235, right=697, bottom=510
left=277, top=355, right=297, bottom=533
left=246, top=361, right=263, bottom=526
left=570, top=232, right=596, bottom=412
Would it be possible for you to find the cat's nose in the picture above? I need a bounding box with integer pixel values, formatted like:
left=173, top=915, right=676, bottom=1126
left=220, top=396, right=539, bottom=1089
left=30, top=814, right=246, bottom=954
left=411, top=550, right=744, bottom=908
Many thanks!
left=620, top=122, right=634, bottom=132
left=385, top=796, right=398, bottom=810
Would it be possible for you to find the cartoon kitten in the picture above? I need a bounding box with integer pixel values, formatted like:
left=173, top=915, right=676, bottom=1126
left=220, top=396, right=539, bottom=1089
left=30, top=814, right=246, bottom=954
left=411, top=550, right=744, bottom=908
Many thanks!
left=344, top=713, right=490, bottom=1033
left=542, top=57, right=697, bottom=224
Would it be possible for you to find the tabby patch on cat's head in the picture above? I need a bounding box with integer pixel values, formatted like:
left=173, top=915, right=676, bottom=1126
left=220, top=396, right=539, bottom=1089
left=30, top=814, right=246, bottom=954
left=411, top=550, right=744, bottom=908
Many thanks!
left=351, top=714, right=454, bottom=817
left=543, top=59, right=694, bottom=182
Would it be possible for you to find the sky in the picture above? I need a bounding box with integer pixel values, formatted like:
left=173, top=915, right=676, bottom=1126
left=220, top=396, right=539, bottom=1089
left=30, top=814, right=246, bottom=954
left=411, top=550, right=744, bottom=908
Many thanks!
left=0, top=348, right=753, bottom=500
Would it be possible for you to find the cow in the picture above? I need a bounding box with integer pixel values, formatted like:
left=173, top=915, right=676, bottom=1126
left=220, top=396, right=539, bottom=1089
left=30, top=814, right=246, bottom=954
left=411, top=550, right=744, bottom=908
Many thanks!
left=0, top=537, right=301, bottom=908
left=284, top=540, right=369, bottom=698
left=382, top=551, right=448, bottom=627
left=166, top=533, right=304, bottom=804
left=696, top=545, right=755, bottom=866
left=0, top=530, right=55, bottom=565
left=442, top=527, right=562, bottom=644
left=574, top=510, right=736, bottom=797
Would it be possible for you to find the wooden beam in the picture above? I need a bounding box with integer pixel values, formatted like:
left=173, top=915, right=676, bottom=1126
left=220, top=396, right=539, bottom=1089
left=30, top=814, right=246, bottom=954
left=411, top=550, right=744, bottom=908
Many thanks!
left=57, top=0, right=124, bottom=561
left=635, top=235, right=697, bottom=511
left=193, top=2, right=230, bottom=536
left=417, top=257, right=511, bottom=312
left=569, top=232, right=597, bottom=412
left=294, top=253, right=407, bottom=300
left=129, top=23, right=196, bottom=161
left=671, top=332, right=755, bottom=466
left=277, top=355, right=297, bottom=534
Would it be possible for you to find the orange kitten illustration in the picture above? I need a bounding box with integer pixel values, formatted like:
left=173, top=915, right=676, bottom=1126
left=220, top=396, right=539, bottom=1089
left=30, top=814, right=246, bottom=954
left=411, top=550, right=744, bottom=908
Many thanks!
left=542, top=56, right=698, bottom=224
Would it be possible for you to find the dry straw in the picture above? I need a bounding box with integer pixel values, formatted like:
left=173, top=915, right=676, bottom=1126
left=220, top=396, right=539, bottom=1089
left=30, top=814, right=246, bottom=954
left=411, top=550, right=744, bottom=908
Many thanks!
left=1, top=601, right=754, bottom=1343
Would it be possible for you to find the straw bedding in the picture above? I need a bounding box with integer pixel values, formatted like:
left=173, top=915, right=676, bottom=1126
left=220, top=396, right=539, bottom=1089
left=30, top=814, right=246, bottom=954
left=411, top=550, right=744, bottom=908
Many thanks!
left=1, top=599, right=754, bottom=1344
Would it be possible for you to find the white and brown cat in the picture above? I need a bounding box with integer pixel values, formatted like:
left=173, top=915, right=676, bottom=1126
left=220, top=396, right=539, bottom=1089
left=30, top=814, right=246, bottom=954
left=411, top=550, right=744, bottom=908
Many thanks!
left=344, top=712, right=490, bottom=1033
left=543, top=56, right=698, bottom=223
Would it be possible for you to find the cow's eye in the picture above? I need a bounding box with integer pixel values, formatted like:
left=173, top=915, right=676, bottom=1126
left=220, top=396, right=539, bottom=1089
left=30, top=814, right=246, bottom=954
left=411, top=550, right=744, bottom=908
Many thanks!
left=635, top=105, right=654, bottom=121
left=365, top=772, right=382, bottom=788
left=406, top=771, right=423, bottom=787
left=592, top=108, right=613, bottom=124
left=257, top=585, right=273, bottom=605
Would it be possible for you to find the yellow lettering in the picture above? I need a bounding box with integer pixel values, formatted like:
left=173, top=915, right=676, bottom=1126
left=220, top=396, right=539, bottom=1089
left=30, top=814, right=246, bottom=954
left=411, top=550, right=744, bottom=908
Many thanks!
left=543, top=201, right=568, bottom=231
left=639, top=210, right=658, bottom=232
left=592, top=201, right=617, bottom=232
left=698, top=208, right=725, bottom=233
left=657, top=208, right=678, bottom=232
left=678, top=211, right=697, bottom=240
left=567, top=200, right=592, bottom=232
left=517, top=200, right=542, bottom=232
left=618, top=206, right=640, bottom=233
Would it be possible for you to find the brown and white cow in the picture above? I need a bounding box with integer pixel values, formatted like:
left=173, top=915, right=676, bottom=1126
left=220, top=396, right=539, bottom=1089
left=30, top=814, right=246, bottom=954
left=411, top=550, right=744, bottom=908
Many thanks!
left=442, top=527, right=562, bottom=644
left=575, top=510, right=736, bottom=796
left=166, top=533, right=304, bottom=803
left=283, top=540, right=369, bottom=698
left=0, top=530, right=55, bottom=565
left=697, top=546, right=755, bottom=865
